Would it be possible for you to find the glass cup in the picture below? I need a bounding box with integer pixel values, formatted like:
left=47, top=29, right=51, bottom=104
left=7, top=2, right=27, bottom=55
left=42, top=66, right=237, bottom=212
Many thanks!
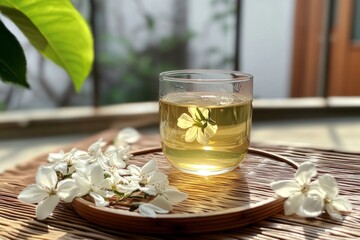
left=159, top=69, right=253, bottom=176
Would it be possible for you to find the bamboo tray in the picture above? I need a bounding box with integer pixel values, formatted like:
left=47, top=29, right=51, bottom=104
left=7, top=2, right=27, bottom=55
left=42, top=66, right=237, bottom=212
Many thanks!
left=72, top=147, right=299, bottom=234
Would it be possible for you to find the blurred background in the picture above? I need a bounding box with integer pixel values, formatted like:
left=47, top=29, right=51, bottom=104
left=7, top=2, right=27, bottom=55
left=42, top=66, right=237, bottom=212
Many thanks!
left=0, top=0, right=360, bottom=108
left=0, top=0, right=359, bottom=171
left=3, top=0, right=360, bottom=110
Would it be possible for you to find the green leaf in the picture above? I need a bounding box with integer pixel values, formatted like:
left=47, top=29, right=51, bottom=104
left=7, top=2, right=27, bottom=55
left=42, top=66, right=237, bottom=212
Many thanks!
left=0, top=20, right=29, bottom=88
left=0, top=0, right=94, bottom=91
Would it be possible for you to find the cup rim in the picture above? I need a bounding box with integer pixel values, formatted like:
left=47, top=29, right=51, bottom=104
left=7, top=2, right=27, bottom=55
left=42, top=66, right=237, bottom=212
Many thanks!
left=160, top=69, right=253, bottom=83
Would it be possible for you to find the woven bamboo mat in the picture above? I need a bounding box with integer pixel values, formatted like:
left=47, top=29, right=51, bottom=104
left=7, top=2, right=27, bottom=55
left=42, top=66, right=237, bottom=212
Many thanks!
left=0, top=129, right=359, bottom=240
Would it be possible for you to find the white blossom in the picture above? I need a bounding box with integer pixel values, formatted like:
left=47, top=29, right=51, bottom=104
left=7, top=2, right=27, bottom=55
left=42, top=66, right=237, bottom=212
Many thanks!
left=18, top=167, right=76, bottom=220
left=116, top=181, right=141, bottom=195
left=177, top=107, right=217, bottom=145
left=100, top=145, right=130, bottom=170
left=101, top=171, right=127, bottom=190
left=270, top=161, right=320, bottom=216
left=114, top=127, right=141, bottom=146
left=138, top=203, right=169, bottom=218
left=72, top=163, right=112, bottom=207
left=76, top=139, right=107, bottom=163
left=141, top=172, right=188, bottom=211
left=48, top=148, right=87, bottom=175
left=18, top=128, right=188, bottom=220
left=127, top=158, right=157, bottom=185
left=271, top=161, right=352, bottom=220
left=302, top=174, right=352, bottom=220
left=106, top=144, right=132, bottom=161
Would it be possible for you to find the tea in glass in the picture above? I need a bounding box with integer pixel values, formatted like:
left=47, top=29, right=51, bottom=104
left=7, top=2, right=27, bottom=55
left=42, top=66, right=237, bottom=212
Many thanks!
left=159, top=70, right=253, bottom=176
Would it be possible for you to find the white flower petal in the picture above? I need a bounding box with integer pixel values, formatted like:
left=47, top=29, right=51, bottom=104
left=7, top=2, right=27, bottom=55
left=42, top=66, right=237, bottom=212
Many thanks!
left=147, top=172, right=168, bottom=186
left=36, top=167, right=58, bottom=189
left=106, top=191, right=115, bottom=198
left=326, top=204, right=343, bottom=221
left=142, top=159, right=157, bottom=175
left=204, top=123, right=217, bottom=138
left=36, top=195, right=60, bottom=220
left=118, top=169, right=130, bottom=176
left=100, top=178, right=113, bottom=190
left=332, top=196, right=352, bottom=212
left=196, top=128, right=209, bottom=145
left=116, top=128, right=141, bottom=144
left=18, top=184, right=48, bottom=203
left=88, top=139, right=106, bottom=155
left=298, top=194, right=324, bottom=218
left=190, top=107, right=208, bottom=120
left=139, top=185, right=157, bottom=196
left=69, top=148, right=78, bottom=155
left=57, top=179, right=76, bottom=192
left=284, top=192, right=305, bottom=215
left=308, top=180, right=323, bottom=196
left=89, top=164, right=104, bottom=185
left=116, top=181, right=140, bottom=194
left=150, top=195, right=173, bottom=211
left=139, top=203, right=169, bottom=218
left=294, top=161, right=317, bottom=186
left=177, top=113, right=194, bottom=129
left=105, top=145, right=117, bottom=155
left=270, top=180, right=300, bottom=197
left=318, top=174, right=339, bottom=199
left=109, top=155, right=126, bottom=169
left=57, top=179, right=76, bottom=202
left=97, top=155, right=109, bottom=169
left=97, top=154, right=109, bottom=165
left=90, top=192, right=108, bottom=207
left=125, top=175, right=142, bottom=183
left=116, top=174, right=129, bottom=185
left=48, top=152, right=64, bottom=163
left=73, top=174, right=91, bottom=196
left=52, top=162, right=68, bottom=176
left=128, top=165, right=141, bottom=177
left=62, top=189, right=78, bottom=203
left=163, top=189, right=188, bottom=203
left=94, top=188, right=108, bottom=198
left=73, top=150, right=88, bottom=158
left=73, top=160, right=88, bottom=170
left=188, top=107, right=200, bottom=120
left=199, top=108, right=209, bottom=119
left=138, top=204, right=156, bottom=218
left=121, top=153, right=132, bottom=162
left=185, top=126, right=197, bottom=143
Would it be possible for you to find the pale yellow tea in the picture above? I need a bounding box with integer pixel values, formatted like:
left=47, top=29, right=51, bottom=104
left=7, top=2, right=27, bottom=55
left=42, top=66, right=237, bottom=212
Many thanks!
left=160, top=92, right=252, bottom=176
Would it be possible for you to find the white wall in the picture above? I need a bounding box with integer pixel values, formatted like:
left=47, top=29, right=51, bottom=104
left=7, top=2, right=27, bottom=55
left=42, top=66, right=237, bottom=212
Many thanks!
left=240, top=0, right=295, bottom=98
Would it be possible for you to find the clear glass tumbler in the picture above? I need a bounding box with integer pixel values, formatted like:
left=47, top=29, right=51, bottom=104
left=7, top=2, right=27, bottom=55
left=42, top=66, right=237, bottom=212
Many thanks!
left=159, top=69, right=253, bottom=176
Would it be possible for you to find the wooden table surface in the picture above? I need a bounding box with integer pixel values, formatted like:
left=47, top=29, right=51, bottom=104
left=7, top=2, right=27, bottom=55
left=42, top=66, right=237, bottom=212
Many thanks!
left=0, top=129, right=359, bottom=240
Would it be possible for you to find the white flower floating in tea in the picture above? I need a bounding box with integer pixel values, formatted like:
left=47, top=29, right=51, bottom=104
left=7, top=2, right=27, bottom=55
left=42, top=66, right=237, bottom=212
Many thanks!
left=177, top=107, right=218, bottom=145
left=270, top=161, right=352, bottom=220
left=18, top=128, right=187, bottom=220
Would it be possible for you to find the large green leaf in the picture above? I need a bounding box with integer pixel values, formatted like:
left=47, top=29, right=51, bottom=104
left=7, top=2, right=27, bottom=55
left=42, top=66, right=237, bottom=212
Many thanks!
left=0, top=20, right=28, bottom=88
left=0, top=0, right=94, bottom=91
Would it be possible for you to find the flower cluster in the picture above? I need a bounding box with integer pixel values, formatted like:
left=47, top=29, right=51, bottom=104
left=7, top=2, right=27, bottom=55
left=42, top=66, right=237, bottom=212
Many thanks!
left=270, top=161, right=352, bottom=220
left=177, top=107, right=218, bottom=145
left=18, top=128, right=187, bottom=220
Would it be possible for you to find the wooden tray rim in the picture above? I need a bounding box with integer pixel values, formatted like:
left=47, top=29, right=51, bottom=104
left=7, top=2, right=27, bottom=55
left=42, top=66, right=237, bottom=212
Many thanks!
left=72, top=147, right=298, bottom=219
